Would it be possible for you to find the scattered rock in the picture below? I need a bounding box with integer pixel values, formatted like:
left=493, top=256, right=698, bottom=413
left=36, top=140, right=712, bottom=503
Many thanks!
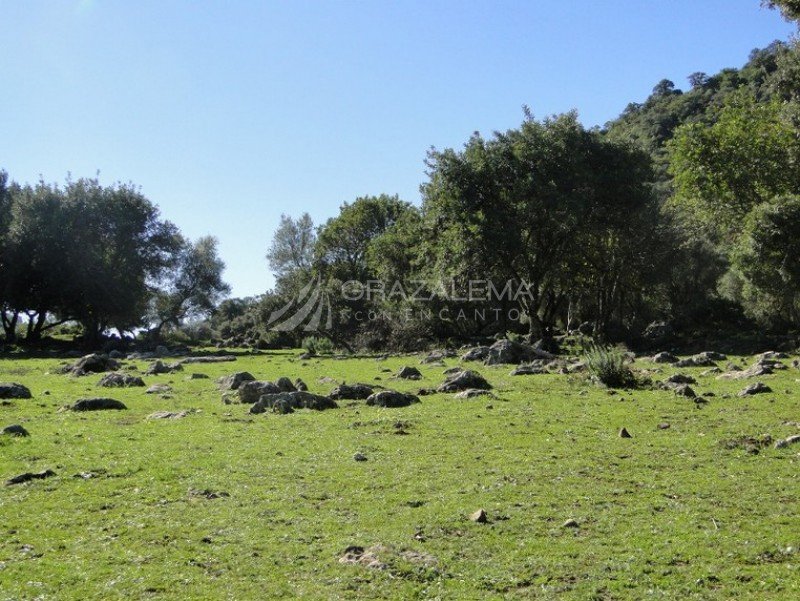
left=338, top=545, right=387, bottom=570
left=485, top=339, right=553, bottom=365
left=562, top=518, right=579, bottom=528
left=443, top=366, right=463, bottom=375
left=145, top=360, right=183, bottom=375
left=651, top=351, right=678, bottom=364
left=665, top=374, right=697, bottom=385
left=454, top=388, right=493, bottom=399
left=238, top=381, right=282, bottom=404
left=758, top=351, right=790, bottom=360
left=675, top=355, right=717, bottom=368
left=330, top=383, right=374, bottom=400
left=147, top=410, right=194, bottom=419
left=510, top=364, right=546, bottom=376
left=294, top=378, right=308, bottom=391
left=469, top=509, right=488, bottom=523
left=672, top=384, right=697, bottom=399
left=701, top=367, right=722, bottom=376
left=420, top=350, right=450, bottom=364
left=438, top=370, right=491, bottom=392
left=271, top=398, right=295, bottom=414
left=461, top=346, right=491, bottom=362
left=145, top=384, right=172, bottom=394
left=275, top=377, right=296, bottom=392
left=657, top=422, right=671, bottom=430
left=188, top=488, right=229, bottom=499
left=0, top=383, right=32, bottom=399
left=69, top=398, right=127, bottom=411
left=721, top=435, right=773, bottom=454
left=353, top=453, right=368, bottom=462
left=180, top=355, right=236, bottom=364
left=366, top=390, right=420, bottom=408
left=738, top=382, right=772, bottom=397
left=6, top=469, right=56, bottom=486
left=97, top=373, right=145, bottom=388
left=63, top=353, right=120, bottom=376
left=643, top=321, right=674, bottom=342
left=619, top=427, right=632, bottom=438
left=2, top=424, right=29, bottom=437
left=250, top=391, right=338, bottom=413
left=185, top=373, right=209, bottom=380
left=218, top=372, right=256, bottom=391
left=396, top=366, right=422, bottom=380
left=775, top=434, right=800, bottom=449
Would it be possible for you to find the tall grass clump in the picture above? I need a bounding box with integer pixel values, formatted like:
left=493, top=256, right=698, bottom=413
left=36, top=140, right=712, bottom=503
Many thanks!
left=302, top=335, right=335, bottom=355
left=584, top=343, right=638, bottom=388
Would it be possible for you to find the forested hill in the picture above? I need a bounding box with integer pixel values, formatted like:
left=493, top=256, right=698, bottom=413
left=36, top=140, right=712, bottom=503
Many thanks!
left=604, top=39, right=800, bottom=196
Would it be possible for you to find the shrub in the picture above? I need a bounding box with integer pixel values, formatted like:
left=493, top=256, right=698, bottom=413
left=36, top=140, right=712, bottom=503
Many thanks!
left=584, top=344, right=638, bottom=388
left=302, top=335, right=335, bottom=355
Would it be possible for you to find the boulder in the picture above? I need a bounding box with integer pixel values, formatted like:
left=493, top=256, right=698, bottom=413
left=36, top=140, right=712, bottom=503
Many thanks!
left=146, top=384, right=172, bottom=394
left=294, top=378, right=308, bottom=391
left=510, top=364, right=546, bottom=376
left=218, top=371, right=256, bottom=391
left=0, top=383, right=32, bottom=399
left=2, top=424, right=29, bottom=437
left=64, top=353, right=120, bottom=375
left=664, top=374, right=697, bottom=385
left=737, top=382, right=772, bottom=397
left=329, top=383, right=374, bottom=400
left=69, top=398, right=127, bottom=411
left=675, top=354, right=717, bottom=368
left=485, top=339, right=553, bottom=365
left=672, top=384, right=697, bottom=398
left=180, top=355, right=236, bottom=364
left=651, top=351, right=678, bottom=364
left=642, top=321, right=674, bottom=342
left=250, top=391, right=338, bottom=414
left=438, top=370, right=491, bottom=392
left=145, top=360, right=183, bottom=375
left=396, top=366, right=422, bottom=380
left=366, top=390, right=421, bottom=408
left=461, top=346, right=491, bottom=362
left=97, top=373, right=145, bottom=388
left=238, top=381, right=281, bottom=404
left=453, top=389, right=493, bottom=399
left=275, top=377, right=296, bottom=392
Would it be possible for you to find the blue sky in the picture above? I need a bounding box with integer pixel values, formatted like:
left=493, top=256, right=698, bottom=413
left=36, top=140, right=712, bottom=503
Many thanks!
left=2, top=0, right=795, bottom=297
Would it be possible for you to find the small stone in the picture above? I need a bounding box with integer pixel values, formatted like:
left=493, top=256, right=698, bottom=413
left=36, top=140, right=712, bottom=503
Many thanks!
left=657, top=423, right=670, bottom=430
left=469, top=509, right=488, bottom=523
left=1, top=424, right=29, bottom=437
left=353, top=453, right=368, bottom=462
left=619, top=427, right=632, bottom=438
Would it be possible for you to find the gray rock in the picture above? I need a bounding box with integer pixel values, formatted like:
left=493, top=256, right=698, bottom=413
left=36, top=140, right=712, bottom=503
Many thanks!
left=0, top=383, right=32, bottom=399
left=275, top=377, right=296, bottom=392
left=64, top=353, right=120, bottom=375
left=294, top=378, right=308, bottom=391
left=461, top=346, right=491, bottom=362
left=218, top=371, right=256, bottom=391
left=250, top=391, right=338, bottom=413
left=2, top=424, right=29, bottom=437
left=485, top=339, right=553, bottom=365
left=651, top=351, right=678, bottom=364
left=665, top=374, right=697, bottom=385
left=775, top=434, right=800, bottom=449
left=510, top=364, right=545, bottom=376
left=353, top=452, right=368, bottom=462
left=69, top=398, right=128, bottom=411
left=97, top=373, right=145, bottom=388
left=366, top=390, right=420, bottom=408
left=186, top=373, right=209, bottom=380
left=6, top=469, right=56, bottom=486
left=145, top=360, right=183, bottom=375
left=672, top=384, right=697, bottom=398
left=271, top=398, right=295, bottom=414
left=738, top=382, right=772, bottom=397
left=146, top=384, right=172, bottom=394
left=396, top=366, right=422, bottom=380
left=675, top=354, right=717, bottom=368
left=642, top=321, right=674, bottom=342
left=180, top=355, right=236, bottom=364
left=453, top=388, right=493, bottom=399
left=238, top=381, right=282, bottom=404
left=329, top=383, right=374, bottom=400
left=438, top=370, right=491, bottom=392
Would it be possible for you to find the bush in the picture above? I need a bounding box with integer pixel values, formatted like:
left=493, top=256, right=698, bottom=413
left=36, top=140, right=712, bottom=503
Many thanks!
left=584, top=344, right=638, bottom=388
left=302, top=335, right=335, bottom=355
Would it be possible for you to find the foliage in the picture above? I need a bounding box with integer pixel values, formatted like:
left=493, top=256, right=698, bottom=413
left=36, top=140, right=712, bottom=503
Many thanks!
left=301, top=335, right=335, bottom=355
left=266, top=213, right=316, bottom=280
left=583, top=343, right=638, bottom=388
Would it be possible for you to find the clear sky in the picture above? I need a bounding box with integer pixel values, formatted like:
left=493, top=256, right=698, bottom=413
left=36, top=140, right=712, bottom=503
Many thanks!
left=2, top=0, right=795, bottom=297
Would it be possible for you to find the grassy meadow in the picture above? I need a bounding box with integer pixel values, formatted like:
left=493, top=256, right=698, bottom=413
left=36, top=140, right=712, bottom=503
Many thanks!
left=1, top=349, right=799, bottom=599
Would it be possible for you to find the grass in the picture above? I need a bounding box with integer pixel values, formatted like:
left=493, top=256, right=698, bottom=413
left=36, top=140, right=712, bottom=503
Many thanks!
left=1, top=349, right=799, bottom=599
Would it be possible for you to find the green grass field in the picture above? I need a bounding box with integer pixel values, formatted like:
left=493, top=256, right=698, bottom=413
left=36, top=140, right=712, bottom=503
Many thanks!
left=1, top=350, right=799, bottom=599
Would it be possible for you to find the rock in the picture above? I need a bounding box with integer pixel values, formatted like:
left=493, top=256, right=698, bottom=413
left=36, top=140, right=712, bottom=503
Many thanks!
left=250, top=391, right=338, bottom=414
left=673, top=384, right=697, bottom=399
left=298, top=352, right=313, bottom=360
left=737, top=382, right=772, bottom=397
left=443, top=366, right=463, bottom=375
left=353, top=453, right=368, bottom=462
left=657, top=422, right=671, bottom=430
left=97, top=373, right=145, bottom=388
left=775, top=434, right=800, bottom=449
left=454, top=389, right=493, bottom=399
left=396, top=366, right=422, bottom=380
left=180, top=355, right=236, bottom=364
left=329, top=383, right=374, bottom=400
left=338, top=545, right=388, bottom=570
left=271, top=398, right=295, bottom=414
left=758, top=351, right=790, bottom=360
left=461, top=346, right=491, bottom=362
left=698, top=351, right=727, bottom=361
left=366, top=390, right=420, bottom=408
left=642, top=321, right=674, bottom=342
left=294, top=378, right=308, bottom=391
left=275, top=377, right=296, bottom=392
left=218, top=371, right=256, bottom=391
left=420, top=350, right=449, bottom=364
left=675, top=354, right=717, bottom=368
left=469, top=509, right=488, bottom=523
left=6, top=469, right=56, bottom=486
left=145, top=360, right=183, bottom=375
left=485, top=339, right=553, bottom=365
left=701, top=367, right=722, bottom=376
left=664, top=374, right=697, bottom=385
left=146, top=384, right=172, bottom=394
left=2, top=424, right=29, bottom=437
left=69, top=398, right=127, bottom=411
left=147, top=410, right=194, bottom=419
left=510, top=364, right=545, bottom=376
left=238, top=381, right=282, bottom=404
left=108, top=350, right=124, bottom=359
left=562, top=518, right=579, bottom=528
left=438, top=370, right=491, bottom=392
left=186, top=373, right=209, bottom=380
left=0, top=383, right=32, bottom=399
left=65, top=353, right=121, bottom=375
left=619, top=427, right=632, bottom=438
left=651, top=351, right=678, bottom=364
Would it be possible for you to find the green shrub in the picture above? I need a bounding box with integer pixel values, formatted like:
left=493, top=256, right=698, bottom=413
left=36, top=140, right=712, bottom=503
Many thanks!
left=584, top=344, right=638, bottom=388
left=302, top=335, right=335, bottom=355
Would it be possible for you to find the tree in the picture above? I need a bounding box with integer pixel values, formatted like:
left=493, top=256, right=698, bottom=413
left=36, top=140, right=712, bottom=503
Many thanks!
left=763, top=0, right=800, bottom=22
left=149, top=236, right=231, bottom=338
left=266, top=213, right=316, bottom=280
left=421, top=111, right=658, bottom=341
left=730, top=195, right=800, bottom=326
